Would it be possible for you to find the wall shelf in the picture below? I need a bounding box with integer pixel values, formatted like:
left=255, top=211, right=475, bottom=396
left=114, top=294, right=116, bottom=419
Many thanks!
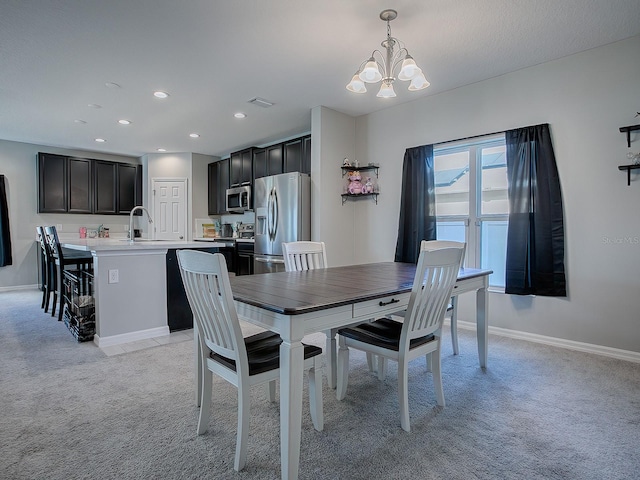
left=341, top=165, right=379, bottom=178
left=341, top=193, right=379, bottom=205
left=618, top=164, right=640, bottom=186
left=619, top=124, right=640, bottom=148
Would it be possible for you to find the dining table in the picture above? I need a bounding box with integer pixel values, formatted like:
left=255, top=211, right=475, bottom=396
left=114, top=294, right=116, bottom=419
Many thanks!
left=229, top=261, right=492, bottom=480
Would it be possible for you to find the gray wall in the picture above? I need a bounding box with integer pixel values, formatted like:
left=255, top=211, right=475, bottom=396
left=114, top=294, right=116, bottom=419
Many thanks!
left=345, top=35, right=640, bottom=354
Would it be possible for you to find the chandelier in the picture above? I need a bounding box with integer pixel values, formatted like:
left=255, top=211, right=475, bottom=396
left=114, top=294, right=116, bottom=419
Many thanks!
left=346, top=9, right=430, bottom=98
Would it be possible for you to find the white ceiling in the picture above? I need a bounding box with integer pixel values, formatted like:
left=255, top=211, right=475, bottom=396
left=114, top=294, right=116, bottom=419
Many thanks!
left=1, top=0, right=639, bottom=159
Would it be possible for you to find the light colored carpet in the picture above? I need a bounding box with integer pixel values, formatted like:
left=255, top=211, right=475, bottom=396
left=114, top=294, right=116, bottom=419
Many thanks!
left=1, top=289, right=639, bottom=479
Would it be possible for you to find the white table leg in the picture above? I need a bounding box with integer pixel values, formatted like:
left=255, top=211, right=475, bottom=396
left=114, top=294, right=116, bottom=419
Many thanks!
left=280, top=338, right=304, bottom=480
left=325, top=329, right=337, bottom=389
left=476, top=281, right=488, bottom=368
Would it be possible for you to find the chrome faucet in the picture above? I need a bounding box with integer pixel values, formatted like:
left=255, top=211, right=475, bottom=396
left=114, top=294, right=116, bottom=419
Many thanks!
left=129, top=206, right=153, bottom=243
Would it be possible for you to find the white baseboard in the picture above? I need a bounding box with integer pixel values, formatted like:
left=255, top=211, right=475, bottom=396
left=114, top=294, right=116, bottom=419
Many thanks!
left=94, top=326, right=170, bottom=348
left=0, top=284, right=40, bottom=292
left=449, top=319, right=640, bottom=364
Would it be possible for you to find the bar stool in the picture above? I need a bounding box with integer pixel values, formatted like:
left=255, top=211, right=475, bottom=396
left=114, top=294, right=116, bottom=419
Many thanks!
left=36, top=226, right=55, bottom=312
left=43, top=226, right=93, bottom=321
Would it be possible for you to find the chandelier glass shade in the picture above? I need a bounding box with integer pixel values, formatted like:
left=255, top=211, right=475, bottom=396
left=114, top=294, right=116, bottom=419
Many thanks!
left=346, top=9, right=430, bottom=98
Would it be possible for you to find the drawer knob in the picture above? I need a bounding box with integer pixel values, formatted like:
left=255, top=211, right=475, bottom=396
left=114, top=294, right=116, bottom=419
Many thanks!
left=379, top=298, right=399, bottom=306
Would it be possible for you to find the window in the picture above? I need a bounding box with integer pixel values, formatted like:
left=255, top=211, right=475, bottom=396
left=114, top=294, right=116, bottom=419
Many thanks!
left=434, top=134, right=508, bottom=288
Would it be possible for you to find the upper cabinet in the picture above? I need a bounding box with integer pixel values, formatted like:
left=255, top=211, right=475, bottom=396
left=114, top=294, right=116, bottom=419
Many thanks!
left=230, top=147, right=254, bottom=187
left=117, top=163, right=142, bottom=214
left=208, top=158, right=230, bottom=215
left=283, top=135, right=311, bottom=174
left=93, top=160, right=117, bottom=214
left=37, top=152, right=141, bottom=214
left=38, top=153, right=68, bottom=213
left=67, top=157, right=93, bottom=213
left=253, top=143, right=283, bottom=183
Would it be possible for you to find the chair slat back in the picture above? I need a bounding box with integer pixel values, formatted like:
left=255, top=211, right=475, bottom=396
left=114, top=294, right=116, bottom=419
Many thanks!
left=43, top=225, right=64, bottom=263
left=401, top=246, right=464, bottom=344
left=177, top=250, right=246, bottom=363
left=282, top=241, right=328, bottom=272
left=36, top=226, right=49, bottom=258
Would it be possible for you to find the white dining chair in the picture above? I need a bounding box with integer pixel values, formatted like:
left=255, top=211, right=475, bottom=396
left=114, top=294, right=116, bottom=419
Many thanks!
left=177, top=249, right=323, bottom=472
left=282, top=241, right=327, bottom=271
left=282, top=241, right=378, bottom=384
left=336, top=245, right=463, bottom=432
left=421, top=240, right=467, bottom=355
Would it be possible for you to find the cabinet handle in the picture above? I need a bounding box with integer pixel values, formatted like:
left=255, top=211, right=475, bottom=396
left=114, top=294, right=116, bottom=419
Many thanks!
left=379, top=298, right=399, bottom=306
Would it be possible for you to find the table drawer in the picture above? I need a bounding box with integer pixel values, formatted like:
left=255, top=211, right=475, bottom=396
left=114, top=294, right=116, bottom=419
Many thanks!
left=353, top=292, right=410, bottom=319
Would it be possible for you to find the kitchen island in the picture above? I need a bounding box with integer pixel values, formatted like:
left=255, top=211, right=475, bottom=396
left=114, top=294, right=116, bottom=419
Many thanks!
left=62, top=238, right=231, bottom=347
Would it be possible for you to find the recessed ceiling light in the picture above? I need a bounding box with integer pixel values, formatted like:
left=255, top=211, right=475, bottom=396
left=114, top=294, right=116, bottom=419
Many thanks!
left=118, top=119, right=132, bottom=125
left=88, top=104, right=102, bottom=109
left=157, top=148, right=167, bottom=152
left=74, top=119, right=87, bottom=124
left=234, top=112, right=247, bottom=119
left=95, top=138, right=106, bottom=143
left=189, top=133, right=200, bottom=138
left=153, top=91, right=169, bottom=99
left=105, top=82, right=121, bottom=89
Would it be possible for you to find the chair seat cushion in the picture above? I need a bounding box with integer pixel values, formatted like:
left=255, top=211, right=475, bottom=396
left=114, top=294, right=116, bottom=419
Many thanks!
left=338, top=317, right=434, bottom=351
left=210, top=330, right=322, bottom=376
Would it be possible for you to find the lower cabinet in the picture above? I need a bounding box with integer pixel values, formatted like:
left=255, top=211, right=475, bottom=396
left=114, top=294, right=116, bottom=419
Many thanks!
left=166, top=247, right=234, bottom=331
left=235, top=242, right=254, bottom=276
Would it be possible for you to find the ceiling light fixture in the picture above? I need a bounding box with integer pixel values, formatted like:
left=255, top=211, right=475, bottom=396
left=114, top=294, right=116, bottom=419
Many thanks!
left=153, top=91, right=169, bottom=99
left=346, top=9, right=430, bottom=98
left=95, top=138, right=106, bottom=143
left=118, top=119, right=131, bottom=125
left=189, top=133, right=200, bottom=138
left=157, top=148, right=167, bottom=152
left=234, top=112, right=247, bottom=119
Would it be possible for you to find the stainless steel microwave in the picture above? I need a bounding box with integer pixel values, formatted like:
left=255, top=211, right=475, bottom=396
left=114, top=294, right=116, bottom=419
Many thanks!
left=226, top=184, right=251, bottom=213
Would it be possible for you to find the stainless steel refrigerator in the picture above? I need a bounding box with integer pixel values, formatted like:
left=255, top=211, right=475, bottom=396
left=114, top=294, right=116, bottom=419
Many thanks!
left=254, top=172, right=310, bottom=274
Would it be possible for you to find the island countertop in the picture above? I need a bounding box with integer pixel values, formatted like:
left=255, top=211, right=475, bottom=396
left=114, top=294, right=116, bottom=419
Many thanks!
left=62, top=238, right=226, bottom=252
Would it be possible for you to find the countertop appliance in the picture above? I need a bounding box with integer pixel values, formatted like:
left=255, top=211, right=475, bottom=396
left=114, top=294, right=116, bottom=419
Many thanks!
left=254, top=172, right=310, bottom=274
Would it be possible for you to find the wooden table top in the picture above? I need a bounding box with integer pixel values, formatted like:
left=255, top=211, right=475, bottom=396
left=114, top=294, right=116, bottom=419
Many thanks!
left=229, top=262, right=491, bottom=316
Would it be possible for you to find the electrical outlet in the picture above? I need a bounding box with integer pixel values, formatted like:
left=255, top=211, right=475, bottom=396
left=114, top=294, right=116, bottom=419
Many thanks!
left=56, top=224, right=63, bottom=231
left=108, top=269, right=119, bottom=284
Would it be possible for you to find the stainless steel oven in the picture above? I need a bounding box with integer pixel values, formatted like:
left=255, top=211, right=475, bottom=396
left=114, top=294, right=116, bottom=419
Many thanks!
left=226, top=184, right=251, bottom=213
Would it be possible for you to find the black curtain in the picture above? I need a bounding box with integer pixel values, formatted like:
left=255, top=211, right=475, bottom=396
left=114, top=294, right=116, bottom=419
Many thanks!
left=505, top=124, right=565, bottom=296
left=394, top=145, right=436, bottom=264
left=0, top=175, right=12, bottom=267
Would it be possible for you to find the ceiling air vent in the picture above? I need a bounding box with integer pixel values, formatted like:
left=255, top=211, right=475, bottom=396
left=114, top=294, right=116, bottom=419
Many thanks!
left=248, top=97, right=274, bottom=108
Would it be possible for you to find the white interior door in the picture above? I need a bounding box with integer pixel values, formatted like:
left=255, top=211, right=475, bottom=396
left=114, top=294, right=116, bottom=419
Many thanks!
left=152, top=178, right=187, bottom=240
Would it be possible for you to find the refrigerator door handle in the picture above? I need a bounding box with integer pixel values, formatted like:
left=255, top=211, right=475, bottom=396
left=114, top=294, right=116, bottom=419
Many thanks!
left=272, top=187, right=279, bottom=242
left=255, top=255, right=284, bottom=264
left=268, top=187, right=277, bottom=241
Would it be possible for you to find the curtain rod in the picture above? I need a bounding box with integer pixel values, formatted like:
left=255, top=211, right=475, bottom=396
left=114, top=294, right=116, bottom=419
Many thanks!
left=433, top=123, right=548, bottom=147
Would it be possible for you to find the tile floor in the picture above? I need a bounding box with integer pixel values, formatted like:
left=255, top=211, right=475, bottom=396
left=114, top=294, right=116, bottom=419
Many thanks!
left=100, top=329, right=194, bottom=356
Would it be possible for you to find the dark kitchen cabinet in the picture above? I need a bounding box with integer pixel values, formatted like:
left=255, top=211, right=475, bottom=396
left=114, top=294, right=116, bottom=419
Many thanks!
left=93, top=161, right=118, bottom=214
left=253, top=143, right=283, bottom=182
left=284, top=135, right=311, bottom=174
left=230, top=147, right=254, bottom=186
left=117, top=163, right=141, bottom=214
left=208, top=159, right=230, bottom=215
left=38, top=152, right=140, bottom=215
left=166, top=246, right=235, bottom=331
left=235, top=241, right=254, bottom=276
left=38, top=153, right=68, bottom=213
left=67, top=157, right=93, bottom=213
